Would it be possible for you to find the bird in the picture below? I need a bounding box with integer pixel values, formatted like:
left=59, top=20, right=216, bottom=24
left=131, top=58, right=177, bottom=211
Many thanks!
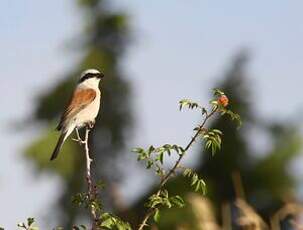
left=50, top=68, right=104, bottom=161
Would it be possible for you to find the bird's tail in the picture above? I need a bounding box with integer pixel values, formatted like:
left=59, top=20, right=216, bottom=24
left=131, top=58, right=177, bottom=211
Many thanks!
left=50, top=132, right=68, bottom=161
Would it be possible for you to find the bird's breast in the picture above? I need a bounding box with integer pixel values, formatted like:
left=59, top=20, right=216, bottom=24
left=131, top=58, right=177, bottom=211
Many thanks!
left=75, top=90, right=101, bottom=126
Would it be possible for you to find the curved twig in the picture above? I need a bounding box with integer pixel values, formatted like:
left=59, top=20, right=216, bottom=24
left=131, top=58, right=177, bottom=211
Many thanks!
left=75, top=127, right=97, bottom=230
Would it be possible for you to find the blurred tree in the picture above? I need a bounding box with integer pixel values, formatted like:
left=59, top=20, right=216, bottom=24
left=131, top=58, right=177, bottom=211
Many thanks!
left=197, top=51, right=302, bottom=227
left=129, top=52, right=302, bottom=229
left=25, top=0, right=133, bottom=228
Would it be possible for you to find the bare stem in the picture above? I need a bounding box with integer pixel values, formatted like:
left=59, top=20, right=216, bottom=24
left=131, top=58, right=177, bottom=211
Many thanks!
left=137, top=108, right=217, bottom=230
left=77, top=127, right=98, bottom=230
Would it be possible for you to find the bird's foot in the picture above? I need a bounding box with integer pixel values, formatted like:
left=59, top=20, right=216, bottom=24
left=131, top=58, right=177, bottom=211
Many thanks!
left=87, top=120, right=95, bottom=129
left=72, top=137, right=85, bottom=145
left=73, top=128, right=85, bottom=144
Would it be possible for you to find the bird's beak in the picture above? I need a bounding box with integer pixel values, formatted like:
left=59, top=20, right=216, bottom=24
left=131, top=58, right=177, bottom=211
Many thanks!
left=98, top=73, right=105, bottom=79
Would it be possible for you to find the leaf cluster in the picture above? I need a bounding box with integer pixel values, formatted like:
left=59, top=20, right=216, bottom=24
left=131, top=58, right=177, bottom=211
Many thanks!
left=213, top=88, right=225, bottom=96
left=145, top=190, right=185, bottom=223
left=146, top=190, right=185, bottom=209
left=17, top=218, right=38, bottom=230
left=221, top=108, right=242, bottom=126
left=132, top=144, right=184, bottom=176
left=72, top=191, right=102, bottom=215
left=202, top=129, right=223, bottom=155
left=179, top=99, right=201, bottom=111
left=98, top=213, right=132, bottom=230
left=183, top=168, right=207, bottom=194
left=72, top=190, right=132, bottom=230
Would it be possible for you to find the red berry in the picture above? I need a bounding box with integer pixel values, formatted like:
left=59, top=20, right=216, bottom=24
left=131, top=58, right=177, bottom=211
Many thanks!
left=218, top=95, right=229, bottom=107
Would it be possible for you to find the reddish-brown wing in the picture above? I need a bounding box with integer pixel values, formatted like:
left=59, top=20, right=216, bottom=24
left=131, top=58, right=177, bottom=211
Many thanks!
left=57, top=88, right=96, bottom=130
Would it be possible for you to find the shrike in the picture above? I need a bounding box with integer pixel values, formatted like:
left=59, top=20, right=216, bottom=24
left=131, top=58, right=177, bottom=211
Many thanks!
left=50, top=69, right=104, bottom=161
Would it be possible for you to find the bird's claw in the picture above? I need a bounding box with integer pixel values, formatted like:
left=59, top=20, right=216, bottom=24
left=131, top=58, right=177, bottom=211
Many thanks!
left=87, top=121, right=95, bottom=129
left=73, top=128, right=85, bottom=144
left=72, top=138, right=85, bottom=144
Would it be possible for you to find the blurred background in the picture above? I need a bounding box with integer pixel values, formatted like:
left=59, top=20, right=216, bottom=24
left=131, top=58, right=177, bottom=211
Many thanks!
left=1, top=0, right=303, bottom=229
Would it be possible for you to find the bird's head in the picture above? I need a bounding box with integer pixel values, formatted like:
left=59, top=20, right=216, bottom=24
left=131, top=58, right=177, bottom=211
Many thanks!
left=79, top=69, right=104, bottom=86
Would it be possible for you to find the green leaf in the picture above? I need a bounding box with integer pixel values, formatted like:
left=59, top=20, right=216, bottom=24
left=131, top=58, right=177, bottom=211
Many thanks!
left=202, top=107, right=207, bottom=115
left=147, top=145, right=155, bottom=156
left=153, top=209, right=160, bottom=223
left=205, top=140, right=212, bottom=149
left=170, top=195, right=185, bottom=208
left=191, top=174, right=198, bottom=186
left=179, top=99, right=200, bottom=111
left=221, top=109, right=242, bottom=127
left=213, top=88, right=225, bottom=96
left=100, top=213, right=132, bottom=230
left=72, top=192, right=88, bottom=207
left=183, top=168, right=193, bottom=177
left=27, top=218, right=35, bottom=227
left=184, top=169, right=207, bottom=194
left=96, top=180, right=106, bottom=189
left=161, top=189, right=169, bottom=198
left=212, top=129, right=223, bottom=135
left=146, top=194, right=162, bottom=208
left=195, top=179, right=207, bottom=194
left=163, top=198, right=172, bottom=208
left=210, top=100, right=218, bottom=106
left=101, top=218, right=115, bottom=228
left=17, top=218, right=39, bottom=230
left=146, top=160, right=153, bottom=169
left=159, top=152, right=164, bottom=164
left=131, top=147, right=144, bottom=154
left=203, top=129, right=223, bottom=156
left=195, top=181, right=201, bottom=192
left=29, top=227, right=39, bottom=230
left=17, top=223, right=26, bottom=229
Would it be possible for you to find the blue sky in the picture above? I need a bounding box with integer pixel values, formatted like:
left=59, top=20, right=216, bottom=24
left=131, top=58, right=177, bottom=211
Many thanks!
left=0, top=0, right=302, bottom=228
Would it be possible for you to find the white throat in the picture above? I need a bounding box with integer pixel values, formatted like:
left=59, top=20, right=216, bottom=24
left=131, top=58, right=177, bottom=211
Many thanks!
left=80, top=78, right=100, bottom=89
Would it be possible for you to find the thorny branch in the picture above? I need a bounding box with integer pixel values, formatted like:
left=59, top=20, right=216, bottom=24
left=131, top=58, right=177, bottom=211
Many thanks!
left=138, top=108, right=218, bottom=230
left=74, top=126, right=98, bottom=230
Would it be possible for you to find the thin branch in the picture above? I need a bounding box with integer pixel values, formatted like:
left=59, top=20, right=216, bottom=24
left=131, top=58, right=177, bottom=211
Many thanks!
left=74, top=127, right=98, bottom=230
left=85, top=128, right=98, bottom=229
left=138, top=108, right=217, bottom=230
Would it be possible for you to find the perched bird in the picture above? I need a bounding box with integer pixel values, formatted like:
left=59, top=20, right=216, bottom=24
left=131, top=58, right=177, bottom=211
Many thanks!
left=50, top=69, right=104, bottom=161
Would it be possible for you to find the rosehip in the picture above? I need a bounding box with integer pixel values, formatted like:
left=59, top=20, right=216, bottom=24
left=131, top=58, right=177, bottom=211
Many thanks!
left=218, top=95, right=229, bottom=107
